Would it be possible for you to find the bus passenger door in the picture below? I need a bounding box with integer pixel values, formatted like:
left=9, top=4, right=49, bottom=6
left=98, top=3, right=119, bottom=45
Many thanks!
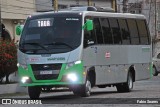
left=82, top=26, right=97, bottom=66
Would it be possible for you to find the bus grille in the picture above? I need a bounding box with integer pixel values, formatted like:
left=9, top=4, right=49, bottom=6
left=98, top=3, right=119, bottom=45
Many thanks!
left=31, top=64, right=62, bottom=80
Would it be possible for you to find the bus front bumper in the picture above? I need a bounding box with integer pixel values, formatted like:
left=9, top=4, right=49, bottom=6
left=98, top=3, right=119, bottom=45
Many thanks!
left=18, top=63, right=86, bottom=87
left=20, top=81, right=84, bottom=87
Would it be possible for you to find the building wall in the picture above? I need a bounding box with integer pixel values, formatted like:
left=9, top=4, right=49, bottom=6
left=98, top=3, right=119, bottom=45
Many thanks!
left=35, top=0, right=113, bottom=11
left=157, top=1, right=160, bottom=38
left=58, top=0, right=112, bottom=7
left=1, top=0, right=35, bottom=41
left=35, top=0, right=53, bottom=12
left=1, top=0, right=35, bottom=19
left=2, top=20, right=14, bottom=39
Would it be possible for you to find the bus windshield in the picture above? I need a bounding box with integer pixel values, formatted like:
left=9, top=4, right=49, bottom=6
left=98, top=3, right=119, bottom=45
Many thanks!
left=19, top=16, right=82, bottom=54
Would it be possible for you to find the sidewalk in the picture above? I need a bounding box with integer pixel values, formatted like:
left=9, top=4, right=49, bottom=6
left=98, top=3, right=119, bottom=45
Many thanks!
left=0, top=83, right=27, bottom=95
left=0, top=71, right=27, bottom=95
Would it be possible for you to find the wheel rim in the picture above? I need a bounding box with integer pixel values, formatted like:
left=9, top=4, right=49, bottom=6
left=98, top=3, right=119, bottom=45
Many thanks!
left=128, top=74, right=133, bottom=89
left=86, top=80, right=91, bottom=94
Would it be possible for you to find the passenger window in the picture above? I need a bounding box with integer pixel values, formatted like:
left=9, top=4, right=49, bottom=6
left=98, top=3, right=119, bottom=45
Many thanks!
left=84, top=30, right=96, bottom=48
left=127, top=19, right=140, bottom=45
left=100, top=18, right=113, bottom=44
left=109, top=18, right=122, bottom=44
left=93, top=18, right=104, bottom=44
left=118, top=19, right=131, bottom=44
left=84, top=17, right=96, bottom=48
left=137, top=20, right=149, bottom=45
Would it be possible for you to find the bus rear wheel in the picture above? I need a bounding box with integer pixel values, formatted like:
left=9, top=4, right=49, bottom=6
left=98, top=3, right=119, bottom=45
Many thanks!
left=28, top=86, right=41, bottom=99
left=116, top=72, right=133, bottom=93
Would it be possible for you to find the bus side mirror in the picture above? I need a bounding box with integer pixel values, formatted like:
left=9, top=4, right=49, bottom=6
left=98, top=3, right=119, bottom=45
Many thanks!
left=16, top=25, right=24, bottom=36
left=83, top=19, right=93, bottom=31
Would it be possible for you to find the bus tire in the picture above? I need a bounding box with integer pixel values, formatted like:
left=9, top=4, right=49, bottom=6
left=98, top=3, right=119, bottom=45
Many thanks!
left=73, top=77, right=91, bottom=97
left=80, top=77, right=92, bottom=97
left=116, top=72, right=133, bottom=92
left=28, top=86, right=41, bottom=99
left=153, top=66, right=158, bottom=76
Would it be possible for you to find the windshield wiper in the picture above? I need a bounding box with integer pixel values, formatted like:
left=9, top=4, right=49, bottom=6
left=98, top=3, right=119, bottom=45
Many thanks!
left=23, top=42, right=49, bottom=51
left=45, top=42, right=73, bottom=49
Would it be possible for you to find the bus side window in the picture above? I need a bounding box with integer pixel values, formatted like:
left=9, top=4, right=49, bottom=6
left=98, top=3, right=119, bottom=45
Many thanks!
left=127, top=19, right=140, bottom=45
left=118, top=19, right=131, bottom=45
left=136, top=20, right=149, bottom=45
left=84, top=18, right=96, bottom=48
left=109, top=18, right=122, bottom=44
left=100, top=18, right=113, bottom=44
left=93, top=18, right=104, bottom=44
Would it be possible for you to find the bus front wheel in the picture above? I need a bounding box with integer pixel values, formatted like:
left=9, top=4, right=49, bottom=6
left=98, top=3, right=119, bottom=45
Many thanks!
left=116, top=72, right=133, bottom=93
left=73, top=78, right=91, bottom=97
left=28, top=86, right=41, bottom=99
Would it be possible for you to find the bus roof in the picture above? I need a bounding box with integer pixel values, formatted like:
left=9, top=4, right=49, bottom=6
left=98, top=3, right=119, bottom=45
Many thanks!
left=30, top=11, right=146, bottom=20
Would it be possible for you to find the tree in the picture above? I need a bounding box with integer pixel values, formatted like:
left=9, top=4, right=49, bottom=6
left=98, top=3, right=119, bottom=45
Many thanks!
left=0, top=40, right=17, bottom=83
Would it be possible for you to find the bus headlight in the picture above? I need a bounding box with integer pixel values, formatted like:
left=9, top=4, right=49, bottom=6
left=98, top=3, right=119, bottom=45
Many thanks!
left=66, top=61, right=81, bottom=69
left=67, top=73, right=78, bottom=82
left=17, top=63, right=28, bottom=70
left=21, top=76, right=29, bottom=83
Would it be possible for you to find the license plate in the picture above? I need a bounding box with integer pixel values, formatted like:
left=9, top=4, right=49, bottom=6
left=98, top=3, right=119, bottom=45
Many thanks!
left=40, top=70, right=53, bottom=75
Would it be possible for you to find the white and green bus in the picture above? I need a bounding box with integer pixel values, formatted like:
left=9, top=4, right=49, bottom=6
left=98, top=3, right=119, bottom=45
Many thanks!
left=17, top=7, right=152, bottom=99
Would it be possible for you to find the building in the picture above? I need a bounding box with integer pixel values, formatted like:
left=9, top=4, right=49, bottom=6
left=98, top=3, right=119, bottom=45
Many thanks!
left=157, top=1, right=160, bottom=39
left=36, top=0, right=116, bottom=11
left=1, top=0, right=35, bottom=42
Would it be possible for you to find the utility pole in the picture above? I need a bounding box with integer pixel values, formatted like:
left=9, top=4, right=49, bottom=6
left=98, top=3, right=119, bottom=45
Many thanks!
left=155, top=0, right=157, bottom=40
left=53, top=0, right=58, bottom=11
left=111, top=0, right=117, bottom=12
left=122, top=0, right=128, bottom=13
left=0, top=0, right=2, bottom=38
left=76, top=0, right=79, bottom=6
left=87, top=0, right=92, bottom=6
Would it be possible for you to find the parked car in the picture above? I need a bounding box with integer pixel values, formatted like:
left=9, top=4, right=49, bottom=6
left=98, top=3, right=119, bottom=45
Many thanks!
left=152, top=52, right=160, bottom=76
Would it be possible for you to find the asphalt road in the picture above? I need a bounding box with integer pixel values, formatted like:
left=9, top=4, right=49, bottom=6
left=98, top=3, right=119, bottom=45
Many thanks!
left=1, top=75, right=160, bottom=107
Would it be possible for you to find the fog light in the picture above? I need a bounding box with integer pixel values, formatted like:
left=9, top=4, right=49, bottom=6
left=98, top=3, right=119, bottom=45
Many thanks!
left=21, top=76, right=29, bottom=83
left=67, top=73, right=77, bottom=82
